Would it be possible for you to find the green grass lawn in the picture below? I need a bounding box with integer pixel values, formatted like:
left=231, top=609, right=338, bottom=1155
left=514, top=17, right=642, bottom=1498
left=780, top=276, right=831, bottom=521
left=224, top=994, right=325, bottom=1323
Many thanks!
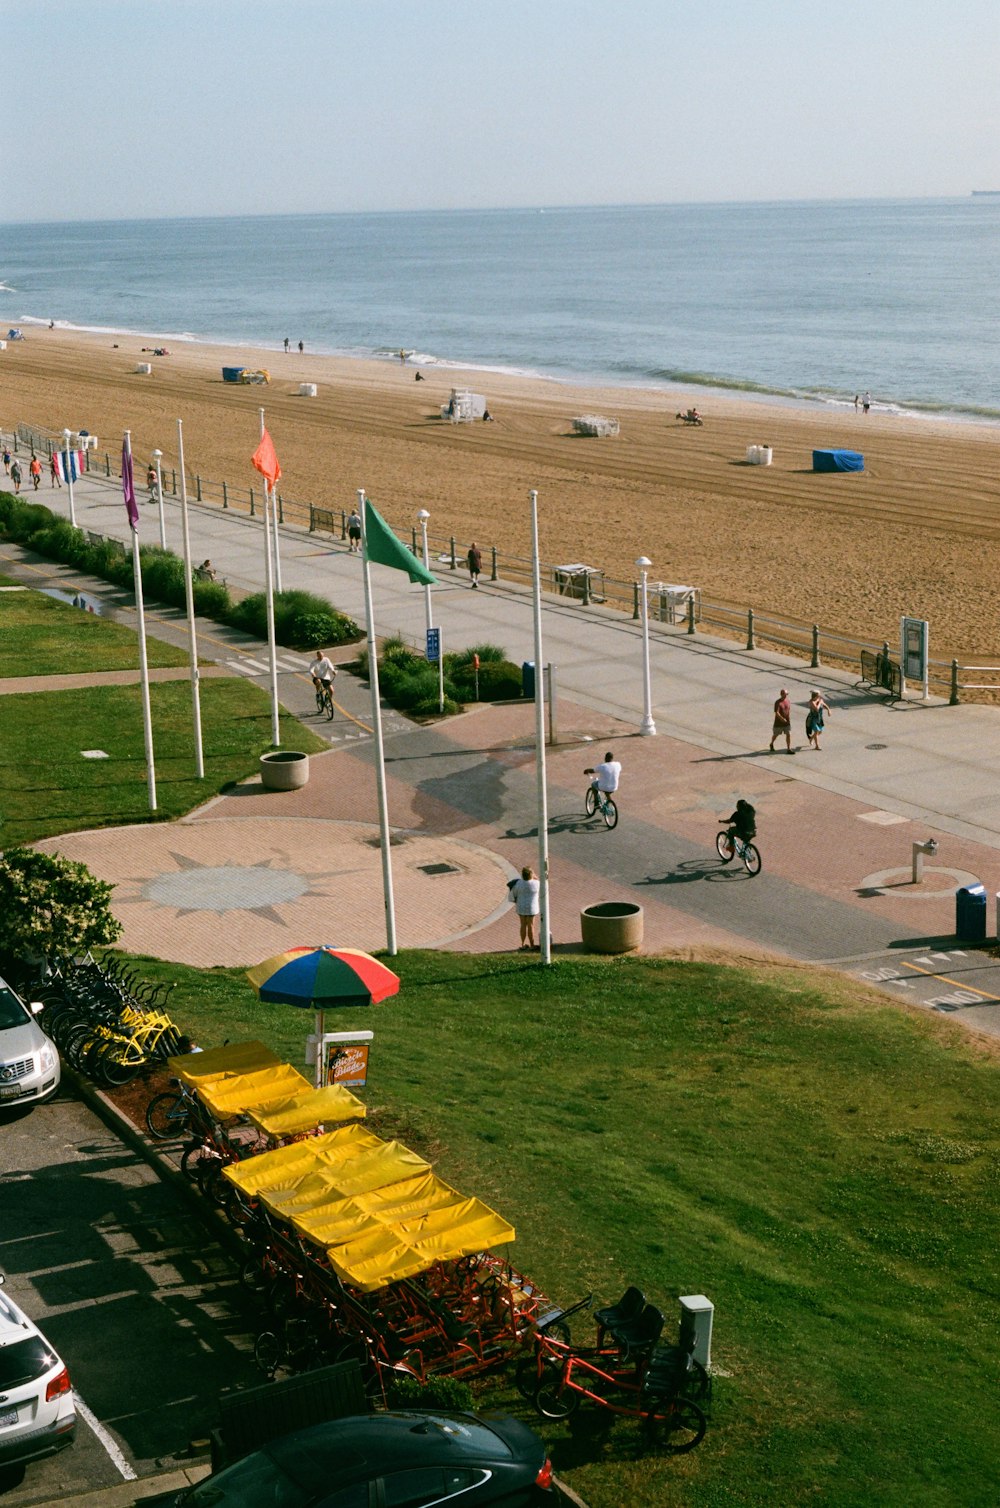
left=116, top=949, right=1000, bottom=1508
left=0, top=678, right=326, bottom=844
left=0, top=583, right=188, bottom=674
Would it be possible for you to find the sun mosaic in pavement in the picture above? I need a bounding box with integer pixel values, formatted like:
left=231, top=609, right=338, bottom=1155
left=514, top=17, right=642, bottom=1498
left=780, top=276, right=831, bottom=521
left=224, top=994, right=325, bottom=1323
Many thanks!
left=34, top=817, right=512, bottom=966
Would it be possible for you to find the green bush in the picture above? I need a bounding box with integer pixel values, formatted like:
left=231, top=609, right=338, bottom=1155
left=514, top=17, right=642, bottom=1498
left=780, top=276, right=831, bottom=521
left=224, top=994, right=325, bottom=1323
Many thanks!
left=228, top=590, right=358, bottom=650
left=139, top=547, right=188, bottom=608
left=449, top=658, right=523, bottom=701
left=384, top=1375, right=475, bottom=1413
left=288, top=611, right=342, bottom=649
left=192, top=579, right=232, bottom=618
left=447, top=642, right=507, bottom=667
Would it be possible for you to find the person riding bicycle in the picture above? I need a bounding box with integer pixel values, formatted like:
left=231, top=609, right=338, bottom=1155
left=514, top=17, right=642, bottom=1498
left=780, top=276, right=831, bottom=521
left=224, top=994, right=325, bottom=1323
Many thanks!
left=310, top=650, right=337, bottom=699
left=586, top=752, right=621, bottom=799
left=720, top=799, right=756, bottom=845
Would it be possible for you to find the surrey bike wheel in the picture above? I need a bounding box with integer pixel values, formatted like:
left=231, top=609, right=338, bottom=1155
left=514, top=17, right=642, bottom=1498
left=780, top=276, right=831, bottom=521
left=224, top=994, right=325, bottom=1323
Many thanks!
left=602, top=796, right=618, bottom=830
left=324, top=690, right=335, bottom=721
left=644, top=1395, right=706, bottom=1454
left=535, top=1362, right=580, bottom=1420
left=585, top=786, right=598, bottom=817
left=716, top=831, right=735, bottom=863
left=742, top=843, right=762, bottom=877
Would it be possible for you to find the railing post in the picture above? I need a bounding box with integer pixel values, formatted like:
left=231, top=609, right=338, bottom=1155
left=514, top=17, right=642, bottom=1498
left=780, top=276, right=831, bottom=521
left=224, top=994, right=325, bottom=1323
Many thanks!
left=490, top=545, right=498, bottom=582
left=582, top=571, right=591, bottom=607
left=341, top=509, right=347, bottom=540
left=196, top=474, right=202, bottom=501
left=746, top=608, right=755, bottom=650
left=222, top=480, right=228, bottom=509
left=171, top=468, right=176, bottom=496
left=277, top=492, right=284, bottom=523
left=811, top=623, right=820, bottom=668
left=411, top=526, right=418, bottom=553
left=950, top=659, right=960, bottom=706
left=449, top=536, right=457, bottom=570
left=309, top=505, right=315, bottom=533
left=881, top=641, right=891, bottom=691
left=249, top=485, right=255, bottom=517
left=687, top=594, right=696, bottom=635
left=632, top=581, right=640, bottom=620
left=105, top=452, right=111, bottom=476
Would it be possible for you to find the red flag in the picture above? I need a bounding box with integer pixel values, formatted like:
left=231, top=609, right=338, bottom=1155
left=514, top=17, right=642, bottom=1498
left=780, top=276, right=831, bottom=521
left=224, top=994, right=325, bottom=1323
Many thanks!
left=252, top=429, right=282, bottom=487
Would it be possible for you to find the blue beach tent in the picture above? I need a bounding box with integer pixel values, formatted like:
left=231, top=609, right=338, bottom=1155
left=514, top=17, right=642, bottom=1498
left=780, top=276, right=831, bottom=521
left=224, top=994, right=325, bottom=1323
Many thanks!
left=813, top=449, right=864, bottom=472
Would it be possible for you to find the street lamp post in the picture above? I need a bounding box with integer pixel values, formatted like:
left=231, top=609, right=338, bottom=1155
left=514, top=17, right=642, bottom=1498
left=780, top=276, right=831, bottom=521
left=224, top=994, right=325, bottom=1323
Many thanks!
left=636, top=556, right=656, bottom=736
left=151, top=448, right=166, bottom=548
left=62, top=428, right=77, bottom=527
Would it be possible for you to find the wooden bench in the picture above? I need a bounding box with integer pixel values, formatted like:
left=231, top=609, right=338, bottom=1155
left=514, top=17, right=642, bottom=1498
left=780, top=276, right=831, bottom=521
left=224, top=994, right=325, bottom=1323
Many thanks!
left=211, top=1359, right=366, bottom=1471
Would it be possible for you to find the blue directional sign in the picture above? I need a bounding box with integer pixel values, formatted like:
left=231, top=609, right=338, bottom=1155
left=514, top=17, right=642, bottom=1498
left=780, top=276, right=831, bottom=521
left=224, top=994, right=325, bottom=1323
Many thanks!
left=426, top=627, right=441, bottom=662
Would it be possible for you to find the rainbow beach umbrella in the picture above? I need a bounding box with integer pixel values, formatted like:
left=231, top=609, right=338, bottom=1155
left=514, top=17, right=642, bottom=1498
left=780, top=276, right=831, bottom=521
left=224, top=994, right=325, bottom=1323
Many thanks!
left=246, top=946, right=401, bottom=1009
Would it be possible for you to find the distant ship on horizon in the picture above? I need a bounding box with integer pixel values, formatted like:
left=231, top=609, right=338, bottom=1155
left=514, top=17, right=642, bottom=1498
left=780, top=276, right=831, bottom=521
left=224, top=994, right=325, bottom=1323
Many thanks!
left=971, top=190, right=1000, bottom=196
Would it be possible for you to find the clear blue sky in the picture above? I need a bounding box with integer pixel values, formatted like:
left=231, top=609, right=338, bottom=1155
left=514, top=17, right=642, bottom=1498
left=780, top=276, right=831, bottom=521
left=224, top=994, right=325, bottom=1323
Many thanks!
left=5, top=0, right=998, bottom=221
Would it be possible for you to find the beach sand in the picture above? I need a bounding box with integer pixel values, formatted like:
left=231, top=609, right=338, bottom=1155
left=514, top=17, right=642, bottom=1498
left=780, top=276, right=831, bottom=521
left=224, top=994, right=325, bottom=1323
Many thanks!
left=5, top=328, right=1000, bottom=660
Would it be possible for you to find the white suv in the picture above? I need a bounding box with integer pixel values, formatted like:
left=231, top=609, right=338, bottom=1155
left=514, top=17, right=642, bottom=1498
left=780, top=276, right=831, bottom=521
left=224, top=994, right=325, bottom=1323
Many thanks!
left=0, top=1277, right=76, bottom=1466
left=0, top=977, right=60, bottom=1108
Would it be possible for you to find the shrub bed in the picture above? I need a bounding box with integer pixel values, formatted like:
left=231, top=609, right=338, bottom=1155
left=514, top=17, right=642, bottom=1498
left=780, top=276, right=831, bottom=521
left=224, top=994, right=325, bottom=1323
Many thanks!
left=354, top=636, right=522, bottom=717
left=0, top=492, right=359, bottom=650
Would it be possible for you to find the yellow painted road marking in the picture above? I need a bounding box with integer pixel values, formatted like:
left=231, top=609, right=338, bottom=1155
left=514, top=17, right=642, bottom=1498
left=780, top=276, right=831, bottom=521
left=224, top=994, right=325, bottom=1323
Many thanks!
left=900, top=959, right=1000, bottom=1002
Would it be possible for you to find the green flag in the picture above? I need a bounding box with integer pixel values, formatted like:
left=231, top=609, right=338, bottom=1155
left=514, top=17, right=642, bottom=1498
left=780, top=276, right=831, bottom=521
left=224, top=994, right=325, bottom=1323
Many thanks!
left=364, top=498, right=437, bottom=586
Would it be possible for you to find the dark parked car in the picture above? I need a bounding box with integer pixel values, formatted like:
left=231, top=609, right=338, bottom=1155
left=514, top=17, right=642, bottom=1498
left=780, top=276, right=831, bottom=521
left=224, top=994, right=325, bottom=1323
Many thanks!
left=162, top=1410, right=553, bottom=1506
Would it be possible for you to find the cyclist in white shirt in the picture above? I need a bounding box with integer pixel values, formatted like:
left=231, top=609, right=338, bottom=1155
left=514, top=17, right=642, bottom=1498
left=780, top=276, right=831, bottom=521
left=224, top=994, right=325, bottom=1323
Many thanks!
left=311, top=651, right=337, bottom=693
left=586, top=752, right=621, bottom=795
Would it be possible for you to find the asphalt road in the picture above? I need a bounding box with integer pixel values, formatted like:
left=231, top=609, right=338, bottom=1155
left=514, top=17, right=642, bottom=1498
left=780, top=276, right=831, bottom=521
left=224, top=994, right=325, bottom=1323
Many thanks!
left=0, top=1088, right=258, bottom=1507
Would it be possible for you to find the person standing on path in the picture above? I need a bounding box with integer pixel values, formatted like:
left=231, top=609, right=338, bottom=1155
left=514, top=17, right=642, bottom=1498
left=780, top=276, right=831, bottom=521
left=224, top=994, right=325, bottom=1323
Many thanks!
left=29, top=455, right=42, bottom=491
left=511, top=866, right=541, bottom=951
left=347, top=508, right=362, bottom=553
left=467, top=541, right=482, bottom=588
left=769, top=687, right=792, bottom=753
left=50, top=452, right=61, bottom=488
left=805, top=689, right=832, bottom=751
left=862, top=391, right=871, bottom=415
left=2, top=446, right=10, bottom=475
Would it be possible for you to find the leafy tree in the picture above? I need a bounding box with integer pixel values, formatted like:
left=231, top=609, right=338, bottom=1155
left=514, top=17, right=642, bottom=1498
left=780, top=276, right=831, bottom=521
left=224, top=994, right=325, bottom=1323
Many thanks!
left=0, top=847, right=122, bottom=965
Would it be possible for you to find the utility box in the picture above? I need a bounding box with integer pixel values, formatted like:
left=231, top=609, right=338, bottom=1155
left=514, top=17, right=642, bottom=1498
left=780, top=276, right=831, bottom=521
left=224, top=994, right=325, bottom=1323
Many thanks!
left=678, top=1294, right=714, bottom=1369
left=956, top=884, right=987, bottom=943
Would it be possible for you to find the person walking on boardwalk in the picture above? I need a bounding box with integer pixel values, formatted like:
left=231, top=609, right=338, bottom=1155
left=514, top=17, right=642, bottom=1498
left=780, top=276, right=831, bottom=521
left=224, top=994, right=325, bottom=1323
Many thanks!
left=347, top=507, right=362, bottom=553
left=2, top=446, right=10, bottom=475
left=9, top=458, right=21, bottom=494
left=769, top=687, right=792, bottom=753
left=511, top=866, right=541, bottom=951
left=50, top=452, right=61, bottom=488
left=805, top=689, right=832, bottom=751
left=29, top=455, right=42, bottom=491
left=467, top=541, right=482, bottom=588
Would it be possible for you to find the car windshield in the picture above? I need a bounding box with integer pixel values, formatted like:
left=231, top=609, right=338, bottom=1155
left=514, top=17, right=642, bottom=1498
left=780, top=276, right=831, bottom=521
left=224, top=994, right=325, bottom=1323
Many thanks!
left=0, top=989, right=29, bottom=1032
left=0, top=1336, right=59, bottom=1389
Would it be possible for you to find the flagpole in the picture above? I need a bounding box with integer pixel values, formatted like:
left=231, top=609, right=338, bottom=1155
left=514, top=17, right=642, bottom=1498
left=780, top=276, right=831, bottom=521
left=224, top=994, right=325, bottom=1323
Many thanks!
left=529, top=489, right=551, bottom=965
left=359, top=487, right=398, bottom=956
left=124, top=430, right=157, bottom=812
left=262, top=468, right=281, bottom=748
left=260, top=407, right=282, bottom=593
left=62, top=428, right=77, bottom=527
left=176, top=419, right=204, bottom=778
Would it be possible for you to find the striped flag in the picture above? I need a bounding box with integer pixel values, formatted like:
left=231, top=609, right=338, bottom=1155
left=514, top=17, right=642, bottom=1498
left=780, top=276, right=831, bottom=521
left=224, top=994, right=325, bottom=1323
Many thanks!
left=122, top=436, right=139, bottom=529
left=53, top=448, right=85, bottom=484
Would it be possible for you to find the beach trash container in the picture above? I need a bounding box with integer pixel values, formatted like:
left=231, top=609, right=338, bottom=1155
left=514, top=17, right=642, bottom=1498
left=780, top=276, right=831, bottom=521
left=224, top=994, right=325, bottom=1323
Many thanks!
left=522, top=661, right=535, bottom=699
left=956, top=883, right=987, bottom=942
left=298, top=382, right=318, bottom=397
left=135, top=362, right=152, bottom=374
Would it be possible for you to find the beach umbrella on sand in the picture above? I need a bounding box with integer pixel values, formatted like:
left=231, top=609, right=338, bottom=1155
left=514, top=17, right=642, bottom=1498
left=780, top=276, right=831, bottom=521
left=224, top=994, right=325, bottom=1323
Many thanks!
left=246, top=946, right=401, bottom=1087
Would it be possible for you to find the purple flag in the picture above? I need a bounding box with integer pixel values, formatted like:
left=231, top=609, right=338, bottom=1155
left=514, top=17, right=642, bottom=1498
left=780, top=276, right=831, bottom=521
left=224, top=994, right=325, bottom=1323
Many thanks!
left=122, top=438, right=139, bottom=529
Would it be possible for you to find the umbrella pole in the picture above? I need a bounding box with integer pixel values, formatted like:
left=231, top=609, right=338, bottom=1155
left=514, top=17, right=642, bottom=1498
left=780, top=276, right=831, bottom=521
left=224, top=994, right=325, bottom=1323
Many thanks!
left=315, top=1008, right=325, bottom=1087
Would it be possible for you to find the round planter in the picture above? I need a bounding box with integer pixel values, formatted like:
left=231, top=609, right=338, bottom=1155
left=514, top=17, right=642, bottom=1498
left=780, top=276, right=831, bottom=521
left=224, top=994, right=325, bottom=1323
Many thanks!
left=580, top=901, right=643, bottom=954
left=259, top=751, right=310, bottom=791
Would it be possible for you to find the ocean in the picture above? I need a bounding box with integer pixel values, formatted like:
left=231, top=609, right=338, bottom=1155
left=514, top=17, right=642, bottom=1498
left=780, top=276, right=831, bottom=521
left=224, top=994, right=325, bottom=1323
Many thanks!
left=2, top=198, right=999, bottom=421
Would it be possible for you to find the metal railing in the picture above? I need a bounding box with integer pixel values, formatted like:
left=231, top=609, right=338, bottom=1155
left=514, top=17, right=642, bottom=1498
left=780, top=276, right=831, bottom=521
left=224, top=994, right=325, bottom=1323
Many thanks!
left=9, top=421, right=1000, bottom=706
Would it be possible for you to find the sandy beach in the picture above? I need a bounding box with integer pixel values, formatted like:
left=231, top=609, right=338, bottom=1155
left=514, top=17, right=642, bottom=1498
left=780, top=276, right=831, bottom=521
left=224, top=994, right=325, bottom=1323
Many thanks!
left=5, top=327, right=1000, bottom=659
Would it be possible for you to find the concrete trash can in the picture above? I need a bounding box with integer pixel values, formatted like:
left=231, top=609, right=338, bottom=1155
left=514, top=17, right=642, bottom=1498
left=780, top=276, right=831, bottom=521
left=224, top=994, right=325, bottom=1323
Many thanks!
left=580, top=901, right=643, bottom=954
left=260, top=751, right=310, bottom=791
left=956, top=883, right=987, bottom=942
